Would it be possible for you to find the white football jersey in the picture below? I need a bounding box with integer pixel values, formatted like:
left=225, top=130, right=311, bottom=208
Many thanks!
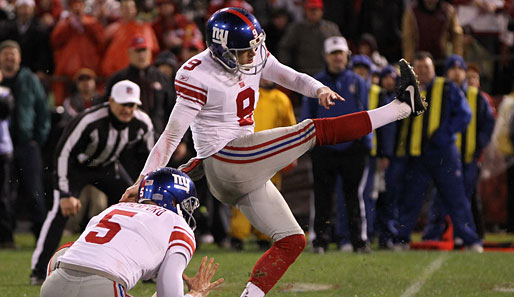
left=59, top=203, right=196, bottom=289
left=140, top=47, right=323, bottom=175
left=175, top=49, right=262, bottom=158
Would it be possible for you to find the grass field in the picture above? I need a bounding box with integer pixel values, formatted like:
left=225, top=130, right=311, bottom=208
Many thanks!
left=2, top=233, right=514, bottom=297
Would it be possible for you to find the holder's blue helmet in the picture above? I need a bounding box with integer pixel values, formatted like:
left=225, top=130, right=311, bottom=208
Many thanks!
left=206, top=7, right=267, bottom=75
left=138, top=168, right=199, bottom=230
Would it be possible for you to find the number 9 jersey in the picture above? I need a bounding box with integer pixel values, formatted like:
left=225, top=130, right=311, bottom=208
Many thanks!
left=58, top=202, right=196, bottom=290
left=173, top=49, right=324, bottom=159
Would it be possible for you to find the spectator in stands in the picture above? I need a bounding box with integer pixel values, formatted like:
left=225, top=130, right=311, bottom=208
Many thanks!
left=151, top=0, right=203, bottom=58
left=0, top=40, right=50, bottom=241
left=394, top=51, right=483, bottom=252
left=35, top=0, right=62, bottom=29
left=229, top=78, right=297, bottom=251
left=350, top=54, right=373, bottom=86
left=423, top=55, right=495, bottom=242
left=361, top=0, right=405, bottom=63
left=453, top=0, right=512, bottom=95
left=356, top=33, right=388, bottom=70
left=493, top=89, right=514, bottom=233
left=466, top=63, right=496, bottom=116
left=402, top=0, right=463, bottom=70
left=207, top=0, right=254, bottom=19
left=0, top=0, right=15, bottom=20
left=0, top=0, right=53, bottom=77
left=323, top=0, right=365, bottom=49
left=278, top=0, right=341, bottom=76
left=86, top=0, right=120, bottom=25
left=30, top=80, right=154, bottom=285
left=180, top=40, right=206, bottom=65
left=263, top=8, right=291, bottom=56
left=50, top=0, right=105, bottom=106
left=60, top=68, right=102, bottom=125
left=461, top=25, right=495, bottom=93
left=100, top=0, right=159, bottom=77
left=0, top=69, right=14, bottom=249
left=153, top=50, right=177, bottom=82
left=104, top=36, right=175, bottom=137
left=301, top=36, right=371, bottom=254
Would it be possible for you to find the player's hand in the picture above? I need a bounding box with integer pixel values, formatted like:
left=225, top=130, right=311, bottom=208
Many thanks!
left=120, top=175, right=144, bottom=203
left=183, top=256, right=224, bottom=297
left=120, top=183, right=139, bottom=203
left=60, top=197, right=81, bottom=217
left=317, top=86, right=345, bottom=109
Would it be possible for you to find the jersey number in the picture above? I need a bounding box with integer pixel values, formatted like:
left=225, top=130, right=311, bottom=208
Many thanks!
left=236, top=88, right=255, bottom=126
left=183, top=59, right=202, bottom=71
left=85, top=209, right=137, bottom=244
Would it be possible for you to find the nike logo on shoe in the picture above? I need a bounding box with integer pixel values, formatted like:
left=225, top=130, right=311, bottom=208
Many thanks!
left=406, top=85, right=415, bottom=114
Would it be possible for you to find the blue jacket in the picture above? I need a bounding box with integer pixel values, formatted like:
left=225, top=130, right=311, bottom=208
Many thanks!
left=376, top=90, right=397, bottom=158
left=459, top=83, right=495, bottom=161
left=427, top=79, right=471, bottom=151
left=301, top=68, right=371, bottom=151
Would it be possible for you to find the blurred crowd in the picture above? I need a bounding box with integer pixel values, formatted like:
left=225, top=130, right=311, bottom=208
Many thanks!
left=0, top=0, right=514, bottom=264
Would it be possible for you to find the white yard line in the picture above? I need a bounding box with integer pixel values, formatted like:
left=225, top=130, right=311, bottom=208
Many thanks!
left=400, top=254, right=448, bottom=297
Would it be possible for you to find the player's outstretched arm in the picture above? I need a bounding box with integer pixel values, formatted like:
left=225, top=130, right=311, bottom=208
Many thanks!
left=183, top=257, right=224, bottom=297
left=317, top=86, right=345, bottom=109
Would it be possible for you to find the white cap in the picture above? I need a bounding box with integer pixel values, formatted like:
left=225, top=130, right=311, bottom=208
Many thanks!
left=324, top=36, right=349, bottom=54
left=16, top=0, right=35, bottom=7
left=111, top=80, right=142, bottom=105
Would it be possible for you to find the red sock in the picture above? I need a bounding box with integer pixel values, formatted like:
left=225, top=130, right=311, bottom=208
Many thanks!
left=312, top=111, right=372, bottom=146
left=248, top=234, right=306, bottom=294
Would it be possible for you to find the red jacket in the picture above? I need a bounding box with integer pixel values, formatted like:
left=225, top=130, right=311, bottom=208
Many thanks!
left=51, top=15, right=105, bottom=77
left=101, top=21, right=159, bottom=77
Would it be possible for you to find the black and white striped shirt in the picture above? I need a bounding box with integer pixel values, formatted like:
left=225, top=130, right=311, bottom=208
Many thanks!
left=55, top=102, right=154, bottom=198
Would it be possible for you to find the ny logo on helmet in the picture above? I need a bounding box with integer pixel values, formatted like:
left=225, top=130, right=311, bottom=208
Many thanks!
left=173, top=173, right=191, bottom=193
left=212, top=27, right=229, bottom=47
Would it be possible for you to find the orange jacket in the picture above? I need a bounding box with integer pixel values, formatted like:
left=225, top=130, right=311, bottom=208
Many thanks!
left=51, top=15, right=105, bottom=77
left=101, top=21, right=159, bottom=77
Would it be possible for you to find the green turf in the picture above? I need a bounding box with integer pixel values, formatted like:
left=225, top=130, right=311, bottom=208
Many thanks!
left=1, top=233, right=514, bottom=297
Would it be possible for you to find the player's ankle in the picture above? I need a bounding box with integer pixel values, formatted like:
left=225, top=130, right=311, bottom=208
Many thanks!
left=240, top=282, right=265, bottom=297
left=392, top=99, right=412, bottom=120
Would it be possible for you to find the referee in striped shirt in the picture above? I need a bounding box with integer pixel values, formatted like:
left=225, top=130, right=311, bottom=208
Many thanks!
left=30, top=80, right=154, bottom=284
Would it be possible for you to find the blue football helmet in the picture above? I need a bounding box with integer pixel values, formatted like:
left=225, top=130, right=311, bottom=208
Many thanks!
left=138, top=168, right=200, bottom=230
left=206, top=7, right=267, bottom=75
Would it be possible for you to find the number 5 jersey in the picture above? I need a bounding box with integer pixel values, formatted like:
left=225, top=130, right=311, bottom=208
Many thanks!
left=59, top=202, right=196, bottom=290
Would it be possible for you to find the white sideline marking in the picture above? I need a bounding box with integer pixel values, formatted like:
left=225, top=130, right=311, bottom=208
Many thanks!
left=494, top=286, right=514, bottom=293
left=400, top=254, right=447, bottom=297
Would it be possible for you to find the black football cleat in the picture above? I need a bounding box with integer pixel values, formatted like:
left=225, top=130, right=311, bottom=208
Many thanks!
left=397, top=58, right=427, bottom=117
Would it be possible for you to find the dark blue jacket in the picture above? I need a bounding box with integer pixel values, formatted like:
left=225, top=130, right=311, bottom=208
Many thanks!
left=426, top=78, right=471, bottom=151
left=459, top=83, right=495, bottom=161
left=376, top=90, right=397, bottom=158
left=301, top=68, right=371, bottom=151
